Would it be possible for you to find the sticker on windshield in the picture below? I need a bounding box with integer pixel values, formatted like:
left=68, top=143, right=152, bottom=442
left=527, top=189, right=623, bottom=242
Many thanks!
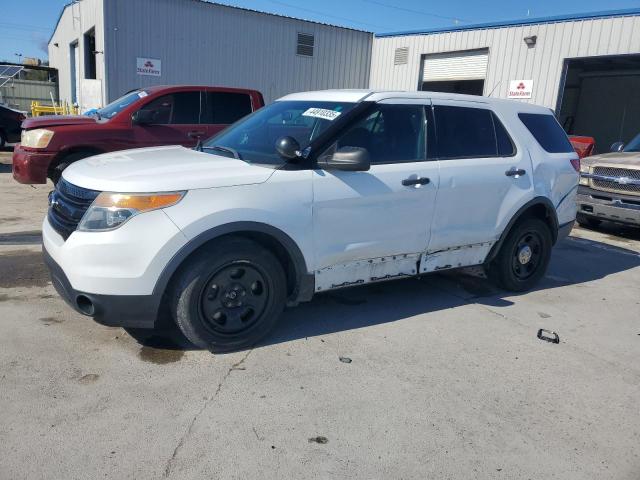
left=138, top=91, right=148, bottom=98
left=302, top=108, right=341, bottom=121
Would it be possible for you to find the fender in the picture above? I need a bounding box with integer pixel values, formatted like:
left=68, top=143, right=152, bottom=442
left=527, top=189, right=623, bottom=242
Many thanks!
left=152, top=221, right=314, bottom=304
left=485, top=196, right=559, bottom=263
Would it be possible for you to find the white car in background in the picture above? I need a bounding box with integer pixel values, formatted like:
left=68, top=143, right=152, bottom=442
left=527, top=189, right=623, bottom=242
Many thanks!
left=43, top=90, right=579, bottom=351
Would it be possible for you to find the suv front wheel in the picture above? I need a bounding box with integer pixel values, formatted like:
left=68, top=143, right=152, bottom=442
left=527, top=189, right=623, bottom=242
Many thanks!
left=487, top=218, right=552, bottom=292
left=172, top=237, right=286, bottom=352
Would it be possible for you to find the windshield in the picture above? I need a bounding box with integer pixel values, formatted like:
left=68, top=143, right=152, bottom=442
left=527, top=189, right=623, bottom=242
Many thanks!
left=623, top=133, right=640, bottom=152
left=96, top=90, right=149, bottom=119
left=202, top=100, right=357, bottom=164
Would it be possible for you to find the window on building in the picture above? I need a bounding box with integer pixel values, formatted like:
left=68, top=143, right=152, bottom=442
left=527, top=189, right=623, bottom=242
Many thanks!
left=519, top=113, right=574, bottom=153
left=434, top=105, right=497, bottom=159
left=331, top=104, right=426, bottom=164
left=83, top=28, right=96, bottom=79
left=296, top=32, right=314, bottom=57
left=203, top=92, right=252, bottom=124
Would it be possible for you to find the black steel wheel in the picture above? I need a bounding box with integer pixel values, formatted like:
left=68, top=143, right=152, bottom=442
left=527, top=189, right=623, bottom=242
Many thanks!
left=199, top=262, right=270, bottom=335
left=487, top=217, right=552, bottom=292
left=172, top=237, right=286, bottom=352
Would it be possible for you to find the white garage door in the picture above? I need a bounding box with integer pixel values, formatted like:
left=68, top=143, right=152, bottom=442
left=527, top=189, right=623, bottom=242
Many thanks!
left=422, top=49, right=489, bottom=82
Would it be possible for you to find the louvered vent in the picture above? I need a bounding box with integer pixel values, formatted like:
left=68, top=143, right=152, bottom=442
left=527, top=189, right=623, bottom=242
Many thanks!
left=394, top=47, right=409, bottom=65
left=297, top=33, right=315, bottom=57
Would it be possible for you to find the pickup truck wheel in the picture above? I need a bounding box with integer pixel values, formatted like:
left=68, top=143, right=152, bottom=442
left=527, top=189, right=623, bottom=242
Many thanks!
left=49, top=151, right=94, bottom=184
left=172, top=237, right=286, bottom=352
left=487, top=218, right=552, bottom=292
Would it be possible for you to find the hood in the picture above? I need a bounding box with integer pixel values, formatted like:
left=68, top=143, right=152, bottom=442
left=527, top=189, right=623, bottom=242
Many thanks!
left=22, top=115, right=97, bottom=129
left=582, top=152, right=640, bottom=168
left=62, top=145, right=276, bottom=192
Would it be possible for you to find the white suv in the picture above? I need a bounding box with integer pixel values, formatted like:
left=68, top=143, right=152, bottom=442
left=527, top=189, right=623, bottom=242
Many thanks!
left=43, top=90, right=579, bottom=351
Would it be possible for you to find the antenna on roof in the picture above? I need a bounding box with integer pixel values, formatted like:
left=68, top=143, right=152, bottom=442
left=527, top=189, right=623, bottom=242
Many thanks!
left=487, top=81, right=501, bottom=98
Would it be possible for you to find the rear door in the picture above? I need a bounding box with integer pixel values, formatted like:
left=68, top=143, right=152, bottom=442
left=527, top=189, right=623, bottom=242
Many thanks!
left=425, top=100, right=533, bottom=272
left=131, top=91, right=203, bottom=148
left=202, top=91, right=254, bottom=138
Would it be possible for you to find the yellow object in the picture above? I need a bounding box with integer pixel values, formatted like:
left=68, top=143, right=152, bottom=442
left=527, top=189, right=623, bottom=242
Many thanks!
left=30, top=101, right=79, bottom=117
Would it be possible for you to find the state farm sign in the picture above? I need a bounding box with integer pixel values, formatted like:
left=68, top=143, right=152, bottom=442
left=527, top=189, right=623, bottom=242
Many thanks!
left=508, top=80, right=533, bottom=99
left=136, top=57, right=161, bottom=76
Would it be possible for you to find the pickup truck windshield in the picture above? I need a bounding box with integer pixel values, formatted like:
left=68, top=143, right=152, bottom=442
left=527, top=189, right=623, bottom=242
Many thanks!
left=203, top=100, right=357, bottom=164
left=623, top=133, right=640, bottom=152
left=96, top=90, right=149, bottom=119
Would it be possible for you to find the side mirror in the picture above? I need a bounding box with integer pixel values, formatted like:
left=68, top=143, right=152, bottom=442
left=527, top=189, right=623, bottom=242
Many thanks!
left=610, top=141, right=624, bottom=152
left=132, top=109, right=155, bottom=125
left=275, top=136, right=301, bottom=160
left=319, top=146, right=370, bottom=172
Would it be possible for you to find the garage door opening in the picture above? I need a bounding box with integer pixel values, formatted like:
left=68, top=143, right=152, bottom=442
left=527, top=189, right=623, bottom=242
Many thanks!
left=420, top=49, right=488, bottom=96
left=558, top=54, right=640, bottom=153
left=422, top=79, right=484, bottom=96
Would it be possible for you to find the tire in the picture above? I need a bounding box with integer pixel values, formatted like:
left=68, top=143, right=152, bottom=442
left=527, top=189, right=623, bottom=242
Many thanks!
left=0, top=130, right=6, bottom=149
left=171, top=237, right=287, bottom=352
left=486, top=218, right=553, bottom=292
left=49, top=151, right=95, bottom=184
left=576, top=213, right=601, bottom=229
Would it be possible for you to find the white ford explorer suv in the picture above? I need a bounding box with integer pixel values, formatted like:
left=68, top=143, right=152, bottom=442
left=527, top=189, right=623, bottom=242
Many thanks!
left=43, top=90, right=579, bottom=351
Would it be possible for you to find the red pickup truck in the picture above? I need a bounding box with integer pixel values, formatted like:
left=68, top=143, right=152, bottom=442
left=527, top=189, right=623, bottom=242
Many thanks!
left=13, top=85, right=264, bottom=184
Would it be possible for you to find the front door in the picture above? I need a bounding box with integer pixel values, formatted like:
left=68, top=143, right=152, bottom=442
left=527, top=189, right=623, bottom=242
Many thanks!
left=424, top=100, right=533, bottom=272
left=312, top=100, right=439, bottom=292
left=131, top=91, right=203, bottom=149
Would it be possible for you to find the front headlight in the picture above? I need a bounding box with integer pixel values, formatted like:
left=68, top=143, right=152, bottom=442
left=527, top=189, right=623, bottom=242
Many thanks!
left=579, top=164, right=590, bottom=185
left=78, top=192, right=185, bottom=232
left=21, top=128, right=54, bottom=148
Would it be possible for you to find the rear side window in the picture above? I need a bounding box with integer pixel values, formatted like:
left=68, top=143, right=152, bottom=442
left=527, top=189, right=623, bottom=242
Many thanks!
left=518, top=113, right=574, bottom=153
left=434, top=106, right=496, bottom=159
left=204, top=92, right=252, bottom=124
left=493, top=113, right=516, bottom=156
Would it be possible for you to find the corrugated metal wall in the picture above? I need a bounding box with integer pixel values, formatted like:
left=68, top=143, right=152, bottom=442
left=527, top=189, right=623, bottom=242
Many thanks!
left=48, top=0, right=106, bottom=108
left=370, top=14, right=640, bottom=109
left=103, top=0, right=373, bottom=103
left=0, top=79, right=59, bottom=112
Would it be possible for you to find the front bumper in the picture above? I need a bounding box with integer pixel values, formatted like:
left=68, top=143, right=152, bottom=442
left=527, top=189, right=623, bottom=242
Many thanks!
left=12, top=144, right=56, bottom=184
left=43, top=246, right=159, bottom=328
left=576, top=186, right=640, bottom=226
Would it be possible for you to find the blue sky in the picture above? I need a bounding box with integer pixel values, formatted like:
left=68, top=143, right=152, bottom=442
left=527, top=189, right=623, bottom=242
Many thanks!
left=1, top=0, right=640, bottom=62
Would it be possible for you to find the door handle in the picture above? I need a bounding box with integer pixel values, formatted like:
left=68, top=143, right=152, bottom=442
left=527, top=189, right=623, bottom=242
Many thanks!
left=505, top=168, right=526, bottom=177
left=402, top=177, right=430, bottom=186
left=188, top=130, right=206, bottom=138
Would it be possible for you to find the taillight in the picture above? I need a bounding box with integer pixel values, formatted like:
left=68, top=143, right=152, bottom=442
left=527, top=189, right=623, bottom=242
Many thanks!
left=570, top=158, right=580, bottom=173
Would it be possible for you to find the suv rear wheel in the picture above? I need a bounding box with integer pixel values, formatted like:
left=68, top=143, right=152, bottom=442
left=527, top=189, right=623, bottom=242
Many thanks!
left=172, top=237, right=286, bottom=352
left=487, top=218, right=552, bottom=292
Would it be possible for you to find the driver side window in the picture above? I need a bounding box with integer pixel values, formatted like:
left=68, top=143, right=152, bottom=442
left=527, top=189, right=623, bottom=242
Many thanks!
left=330, top=104, right=427, bottom=164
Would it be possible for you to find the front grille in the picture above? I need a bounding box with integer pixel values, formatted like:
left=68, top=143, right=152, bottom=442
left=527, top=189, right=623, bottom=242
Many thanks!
left=48, top=178, right=100, bottom=240
left=590, top=166, right=640, bottom=196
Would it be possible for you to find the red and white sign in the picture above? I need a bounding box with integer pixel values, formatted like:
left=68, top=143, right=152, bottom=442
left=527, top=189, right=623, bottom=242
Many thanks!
left=136, top=57, right=161, bottom=76
left=508, top=80, right=533, bottom=99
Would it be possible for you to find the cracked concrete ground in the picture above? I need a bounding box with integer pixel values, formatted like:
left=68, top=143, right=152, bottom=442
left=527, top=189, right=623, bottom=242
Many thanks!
left=1, top=150, right=639, bottom=479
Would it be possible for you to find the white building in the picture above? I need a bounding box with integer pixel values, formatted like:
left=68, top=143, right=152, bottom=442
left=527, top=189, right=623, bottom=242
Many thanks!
left=48, top=0, right=373, bottom=107
left=49, top=4, right=640, bottom=150
left=370, top=9, right=640, bottom=151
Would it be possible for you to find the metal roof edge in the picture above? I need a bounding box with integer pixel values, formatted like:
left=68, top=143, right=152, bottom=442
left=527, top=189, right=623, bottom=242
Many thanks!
left=376, top=7, right=640, bottom=38
left=48, top=2, right=73, bottom=45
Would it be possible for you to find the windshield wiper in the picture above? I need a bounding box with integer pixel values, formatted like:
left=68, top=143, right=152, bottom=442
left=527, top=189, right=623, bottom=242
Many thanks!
left=202, top=145, right=242, bottom=159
